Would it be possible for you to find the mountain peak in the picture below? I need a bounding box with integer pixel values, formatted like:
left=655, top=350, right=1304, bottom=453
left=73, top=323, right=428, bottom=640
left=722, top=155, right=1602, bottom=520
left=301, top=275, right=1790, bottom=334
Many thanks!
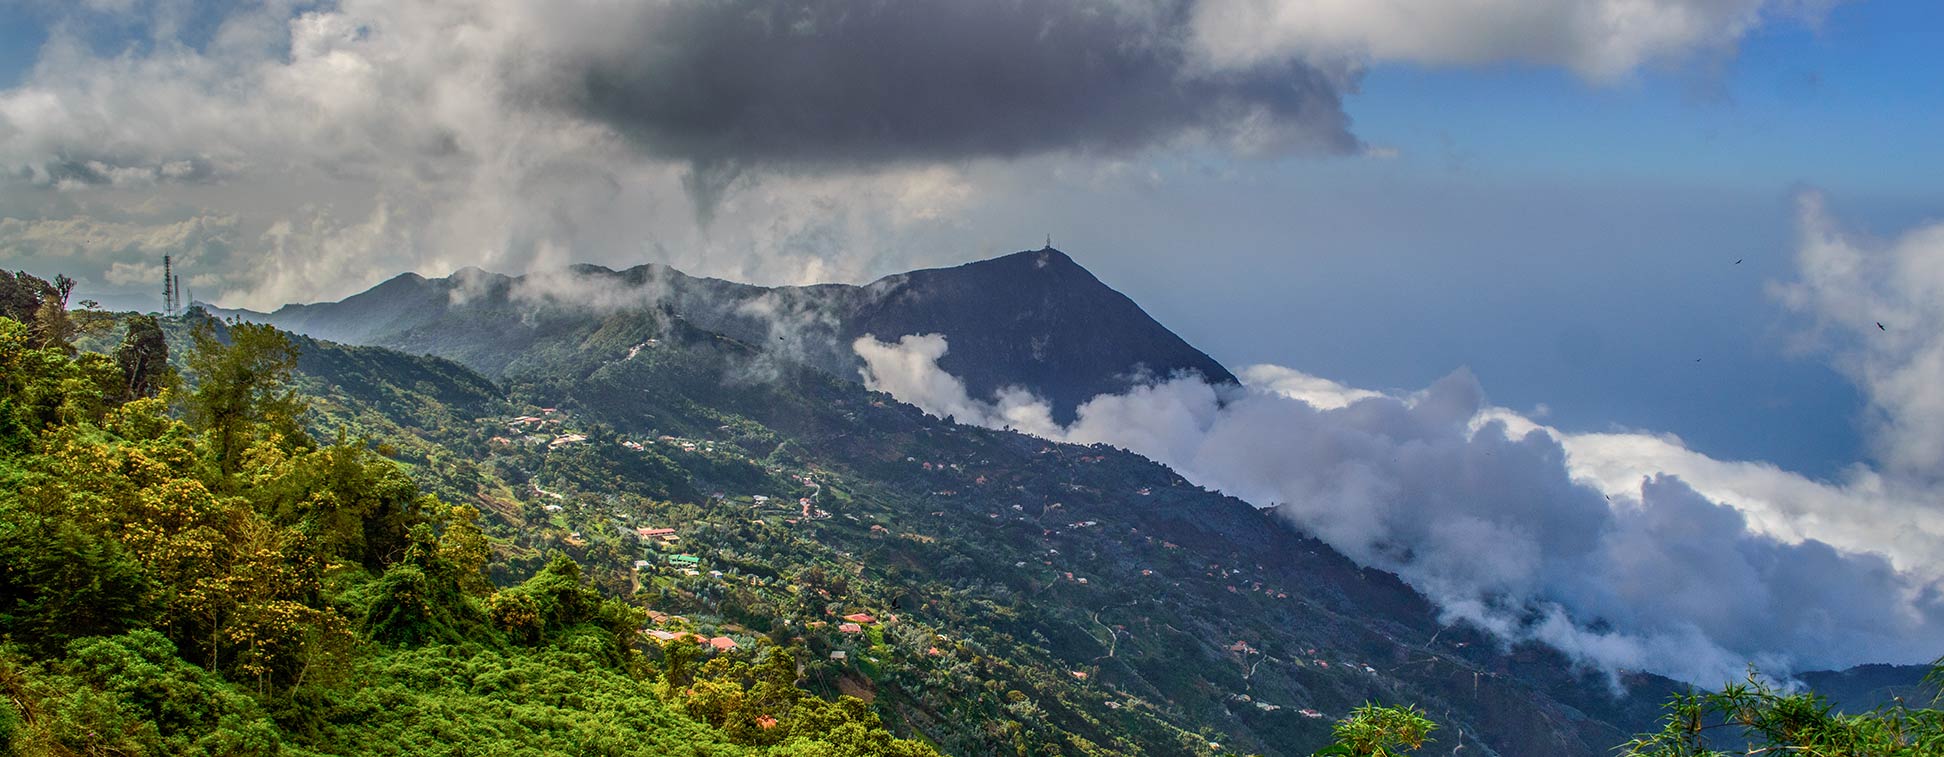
left=850, top=247, right=1236, bottom=421
left=216, top=248, right=1236, bottom=422
left=1010, top=245, right=1076, bottom=267
left=565, top=263, right=618, bottom=276
left=909, top=246, right=1081, bottom=277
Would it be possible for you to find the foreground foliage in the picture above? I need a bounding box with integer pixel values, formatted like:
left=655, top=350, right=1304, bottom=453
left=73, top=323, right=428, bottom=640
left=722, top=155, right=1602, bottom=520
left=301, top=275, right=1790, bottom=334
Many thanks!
left=1618, top=669, right=1944, bottom=757
left=1299, top=670, right=1944, bottom=757
left=1308, top=704, right=1436, bottom=757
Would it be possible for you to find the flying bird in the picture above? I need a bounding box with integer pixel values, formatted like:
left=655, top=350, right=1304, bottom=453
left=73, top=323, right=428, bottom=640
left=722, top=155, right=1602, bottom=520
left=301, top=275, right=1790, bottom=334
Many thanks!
left=1878, top=322, right=1886, bottom=331
left=1734, top=258, right=1743, bottom=264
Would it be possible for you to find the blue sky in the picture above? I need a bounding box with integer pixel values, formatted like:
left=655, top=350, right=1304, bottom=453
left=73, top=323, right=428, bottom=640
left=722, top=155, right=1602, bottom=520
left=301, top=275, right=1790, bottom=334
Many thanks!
left=1351, top=7, right=1944, bottom=198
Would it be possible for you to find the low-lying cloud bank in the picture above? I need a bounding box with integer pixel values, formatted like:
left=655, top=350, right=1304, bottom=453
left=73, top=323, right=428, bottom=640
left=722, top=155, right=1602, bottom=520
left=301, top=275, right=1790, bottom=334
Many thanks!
left=852, top=197, right=1944, bottom=687
left=857, top=335, right=1944, bottom=685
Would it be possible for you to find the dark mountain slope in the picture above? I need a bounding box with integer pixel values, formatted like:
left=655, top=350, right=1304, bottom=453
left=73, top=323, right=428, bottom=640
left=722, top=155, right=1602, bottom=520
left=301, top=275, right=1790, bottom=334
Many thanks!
left=841, top=248, right=1236, bottom=419
left=213, top=248, right=1236, bottom=422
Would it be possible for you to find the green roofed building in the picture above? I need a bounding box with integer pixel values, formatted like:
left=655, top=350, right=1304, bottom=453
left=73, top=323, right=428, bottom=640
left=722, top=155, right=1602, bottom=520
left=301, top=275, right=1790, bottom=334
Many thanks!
left=667, top=554, right=700, bottom=566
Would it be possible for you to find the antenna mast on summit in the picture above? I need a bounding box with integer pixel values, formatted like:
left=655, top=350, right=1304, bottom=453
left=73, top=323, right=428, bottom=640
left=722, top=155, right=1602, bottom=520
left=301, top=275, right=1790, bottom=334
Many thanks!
left=1045, top=234, right=1052, bottom=250
left=163, top=255, right=174, bottom=315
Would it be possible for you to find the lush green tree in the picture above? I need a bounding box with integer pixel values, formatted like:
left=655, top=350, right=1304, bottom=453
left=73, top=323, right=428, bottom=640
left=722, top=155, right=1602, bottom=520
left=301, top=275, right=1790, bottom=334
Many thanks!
left=436, top=503, right=494, bottom=596
left=363, top=525, right=487, bottom=648
left=0, top=317, right=34, bottom=449
left=0, top=271, right=55, bottom=328
left=2, top=630, right=282, bottom=756
left=1311, top=704, right=1438, bottom=757
left=0, top=293, right=947, bottom=756
left=29, top=275, right=75, bottom=355
left=0, top=316, right=123, bottom=439
left=485, top=554, right=643, bottom=665
left=662, top=637, right=705, bottom=690
left=0, top=515, right=156, bottom=655
left=485, top=589, right=542, bottom=645
left=115, top=314, right=173, bottom=401
left=1620, top=668, right=1944, bottom=757
left=184, top=320, right=303, bottom=475
left=244, top=437, right=426, bottom=570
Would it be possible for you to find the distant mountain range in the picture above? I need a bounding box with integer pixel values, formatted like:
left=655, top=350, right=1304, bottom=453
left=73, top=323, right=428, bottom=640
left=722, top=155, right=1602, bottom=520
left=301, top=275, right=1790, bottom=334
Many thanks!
left=214, top=247, right=1236, bottom=424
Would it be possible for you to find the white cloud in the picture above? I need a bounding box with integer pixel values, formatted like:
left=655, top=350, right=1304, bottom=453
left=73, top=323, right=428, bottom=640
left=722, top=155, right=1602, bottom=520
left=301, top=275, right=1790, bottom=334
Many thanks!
left=853, top=333, right=1066, bottom=434
left=0, top=0, right=1045, bottom=310
left=231, top=203, right=408, bottom=310
left=1239, top=363, right=1385, bottom=409
left=1187, top=0, right=1841, bottom=80
left=1774, top=193, right=1944, bottom=484
left=0, top=214, right=236, bottom=260
left=1478, top=409, right=1944, bottom=583
left=856, top=332, right=1944, bottom=685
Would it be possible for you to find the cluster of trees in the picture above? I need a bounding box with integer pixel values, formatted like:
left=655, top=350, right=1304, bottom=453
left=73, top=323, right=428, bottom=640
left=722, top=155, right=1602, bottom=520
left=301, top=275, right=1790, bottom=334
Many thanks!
left=661, top=645, right=936, bottom=756
left=0, top=272, right=941, bottom=756
left=0, top=272, right=170, bottom=450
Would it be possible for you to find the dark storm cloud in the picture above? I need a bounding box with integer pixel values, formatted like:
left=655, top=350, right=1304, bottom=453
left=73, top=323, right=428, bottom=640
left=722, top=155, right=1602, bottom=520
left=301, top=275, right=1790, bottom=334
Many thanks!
left=542, top=0, right=1359, bottom=171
